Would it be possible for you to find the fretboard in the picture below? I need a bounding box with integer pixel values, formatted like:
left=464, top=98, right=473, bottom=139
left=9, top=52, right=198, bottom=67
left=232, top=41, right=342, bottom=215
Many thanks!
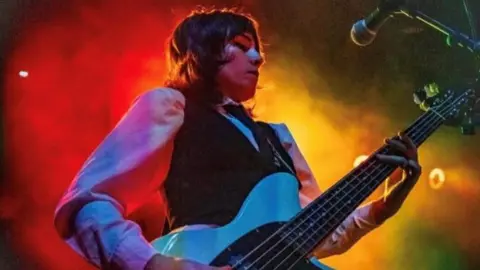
left=278, top=108, right=448, bottom=256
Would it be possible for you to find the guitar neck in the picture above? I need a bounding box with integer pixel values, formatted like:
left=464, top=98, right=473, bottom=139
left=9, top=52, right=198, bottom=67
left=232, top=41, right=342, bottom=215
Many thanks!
left=278, top=108, right=447, bottom=256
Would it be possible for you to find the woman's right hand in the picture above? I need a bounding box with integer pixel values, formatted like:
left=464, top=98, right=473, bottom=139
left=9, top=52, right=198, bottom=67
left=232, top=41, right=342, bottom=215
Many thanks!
left=145, top=254, right=232, bottom=270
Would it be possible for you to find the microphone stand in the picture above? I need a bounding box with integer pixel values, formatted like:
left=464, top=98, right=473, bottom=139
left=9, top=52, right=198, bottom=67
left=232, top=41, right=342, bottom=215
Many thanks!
left=395, top=5, right=480, bottom=135
left=397, top=7, right=480, bottom=55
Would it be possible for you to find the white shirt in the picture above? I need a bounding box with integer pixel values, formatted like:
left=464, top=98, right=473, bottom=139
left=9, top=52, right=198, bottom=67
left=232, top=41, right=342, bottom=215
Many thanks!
left=54, top=88, right=380, bottom=270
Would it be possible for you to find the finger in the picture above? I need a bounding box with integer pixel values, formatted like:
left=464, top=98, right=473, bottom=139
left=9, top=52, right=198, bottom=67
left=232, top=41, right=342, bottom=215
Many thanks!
left=406, top=159, right=422, bottom=175
left=376, top=154, right=409, bottom=167
left=399, top=134, right=419, bottom=161
left=385, top=138, right=408, bottom=154
left=377, top=154, right=423, bottom=179
left=399, top=133, right=416, bottom=151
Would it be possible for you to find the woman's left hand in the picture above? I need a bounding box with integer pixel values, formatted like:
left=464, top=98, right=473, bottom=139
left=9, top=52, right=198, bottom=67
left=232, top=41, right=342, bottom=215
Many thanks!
left=372, top=133, right=422, bottom=224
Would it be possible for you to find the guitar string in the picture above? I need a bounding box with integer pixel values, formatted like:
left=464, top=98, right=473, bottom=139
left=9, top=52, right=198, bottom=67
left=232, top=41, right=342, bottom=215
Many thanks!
left=233, top=90, right=466, bottom=269
left=274, top=91, right=468, bottom=270
left=238, top=107, right=439, bottom=269
left=240, top=90, right=467, bottom=269
left=276, top=92, right=466, bottom=270
left=267, top=110, right=444, bottom=270
left=236, top=102, right=440, bottom=269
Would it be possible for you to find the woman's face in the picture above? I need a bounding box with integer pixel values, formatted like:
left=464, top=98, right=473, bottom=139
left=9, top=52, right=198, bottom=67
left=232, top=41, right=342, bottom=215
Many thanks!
left=216, top=32, right=264, bottom=102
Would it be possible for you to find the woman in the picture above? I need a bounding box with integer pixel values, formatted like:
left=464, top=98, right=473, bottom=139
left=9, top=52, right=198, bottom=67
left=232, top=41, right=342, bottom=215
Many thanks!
left=54, top=7, right=421, bottom=270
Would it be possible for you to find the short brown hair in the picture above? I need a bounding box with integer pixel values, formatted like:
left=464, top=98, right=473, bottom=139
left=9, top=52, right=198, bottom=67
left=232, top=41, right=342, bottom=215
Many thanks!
left=164, top=7, right=263, bottom=104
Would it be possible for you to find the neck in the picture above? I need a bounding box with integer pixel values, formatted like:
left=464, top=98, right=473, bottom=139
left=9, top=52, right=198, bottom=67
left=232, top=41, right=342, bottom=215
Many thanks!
left=219, top=96, right=242, bottom=106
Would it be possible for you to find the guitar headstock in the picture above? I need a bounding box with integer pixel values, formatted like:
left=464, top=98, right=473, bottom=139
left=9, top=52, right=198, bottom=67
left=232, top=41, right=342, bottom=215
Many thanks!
left=414, top=86, right=478, bottom=134
left=429, top=88, right=476, bottom=119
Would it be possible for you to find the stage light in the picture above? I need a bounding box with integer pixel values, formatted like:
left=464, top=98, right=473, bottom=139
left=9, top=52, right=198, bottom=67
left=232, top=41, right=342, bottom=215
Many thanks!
left=353, top=155, right=369, bottom=168
left=19, top=70, right=29, bottom=78
left=429, top=168, right=445, bottom=190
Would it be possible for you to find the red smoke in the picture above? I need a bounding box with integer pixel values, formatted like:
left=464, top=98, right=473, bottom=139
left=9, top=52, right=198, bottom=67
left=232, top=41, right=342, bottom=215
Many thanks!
left=3, top=1, right=192, bottom=269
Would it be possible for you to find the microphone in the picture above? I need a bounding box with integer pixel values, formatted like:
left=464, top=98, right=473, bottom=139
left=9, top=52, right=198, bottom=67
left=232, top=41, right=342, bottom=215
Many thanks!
left=350, top=0, right=405, bottom=46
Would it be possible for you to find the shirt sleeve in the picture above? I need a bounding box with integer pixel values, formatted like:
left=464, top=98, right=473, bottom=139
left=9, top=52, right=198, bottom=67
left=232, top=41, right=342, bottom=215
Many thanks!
left=269, top=123, right=380, bottom=259
left=53, top=88, right=186, bottom=270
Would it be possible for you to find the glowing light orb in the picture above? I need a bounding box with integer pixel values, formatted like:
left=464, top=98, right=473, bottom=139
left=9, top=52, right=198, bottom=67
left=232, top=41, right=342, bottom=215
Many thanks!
left=19, top=70, right=29, bottom=78
left=429, top=168, right=445, bottom=190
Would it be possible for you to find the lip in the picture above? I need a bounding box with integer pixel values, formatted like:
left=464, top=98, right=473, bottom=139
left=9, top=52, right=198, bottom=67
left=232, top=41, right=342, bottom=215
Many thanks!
left=247, top=70, right=259, bottom=77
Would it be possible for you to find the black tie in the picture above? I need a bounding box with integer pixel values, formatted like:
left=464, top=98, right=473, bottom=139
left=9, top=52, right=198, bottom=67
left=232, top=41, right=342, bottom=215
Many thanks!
left=223, top=104, right=272, bottom=158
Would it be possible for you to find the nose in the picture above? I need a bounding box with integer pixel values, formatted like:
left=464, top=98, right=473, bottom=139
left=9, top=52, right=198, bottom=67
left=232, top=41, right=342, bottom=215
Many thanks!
left=246, top=48, right=264, bottom=67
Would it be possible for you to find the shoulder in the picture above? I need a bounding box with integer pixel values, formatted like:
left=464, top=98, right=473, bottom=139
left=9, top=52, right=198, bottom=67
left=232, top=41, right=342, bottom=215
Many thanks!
left=134, top=87, right=186, bottom=109
left=127, top=87, right=186, bottom=122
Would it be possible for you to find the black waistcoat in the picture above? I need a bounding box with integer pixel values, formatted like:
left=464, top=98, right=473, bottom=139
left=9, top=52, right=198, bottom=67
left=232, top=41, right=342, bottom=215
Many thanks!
left=163, top=101, right=300, bottom=231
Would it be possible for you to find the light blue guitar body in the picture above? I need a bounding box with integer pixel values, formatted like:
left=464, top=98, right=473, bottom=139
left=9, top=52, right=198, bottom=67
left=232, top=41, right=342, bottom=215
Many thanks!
left=151, top=172, right=332, bottom=269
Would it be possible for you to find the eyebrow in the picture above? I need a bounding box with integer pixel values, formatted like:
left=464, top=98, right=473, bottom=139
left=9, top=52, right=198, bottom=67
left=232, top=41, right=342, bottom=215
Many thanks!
left=239, top=33, right=253, bottom=42
left=236, top=33, right=256, bottom=48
